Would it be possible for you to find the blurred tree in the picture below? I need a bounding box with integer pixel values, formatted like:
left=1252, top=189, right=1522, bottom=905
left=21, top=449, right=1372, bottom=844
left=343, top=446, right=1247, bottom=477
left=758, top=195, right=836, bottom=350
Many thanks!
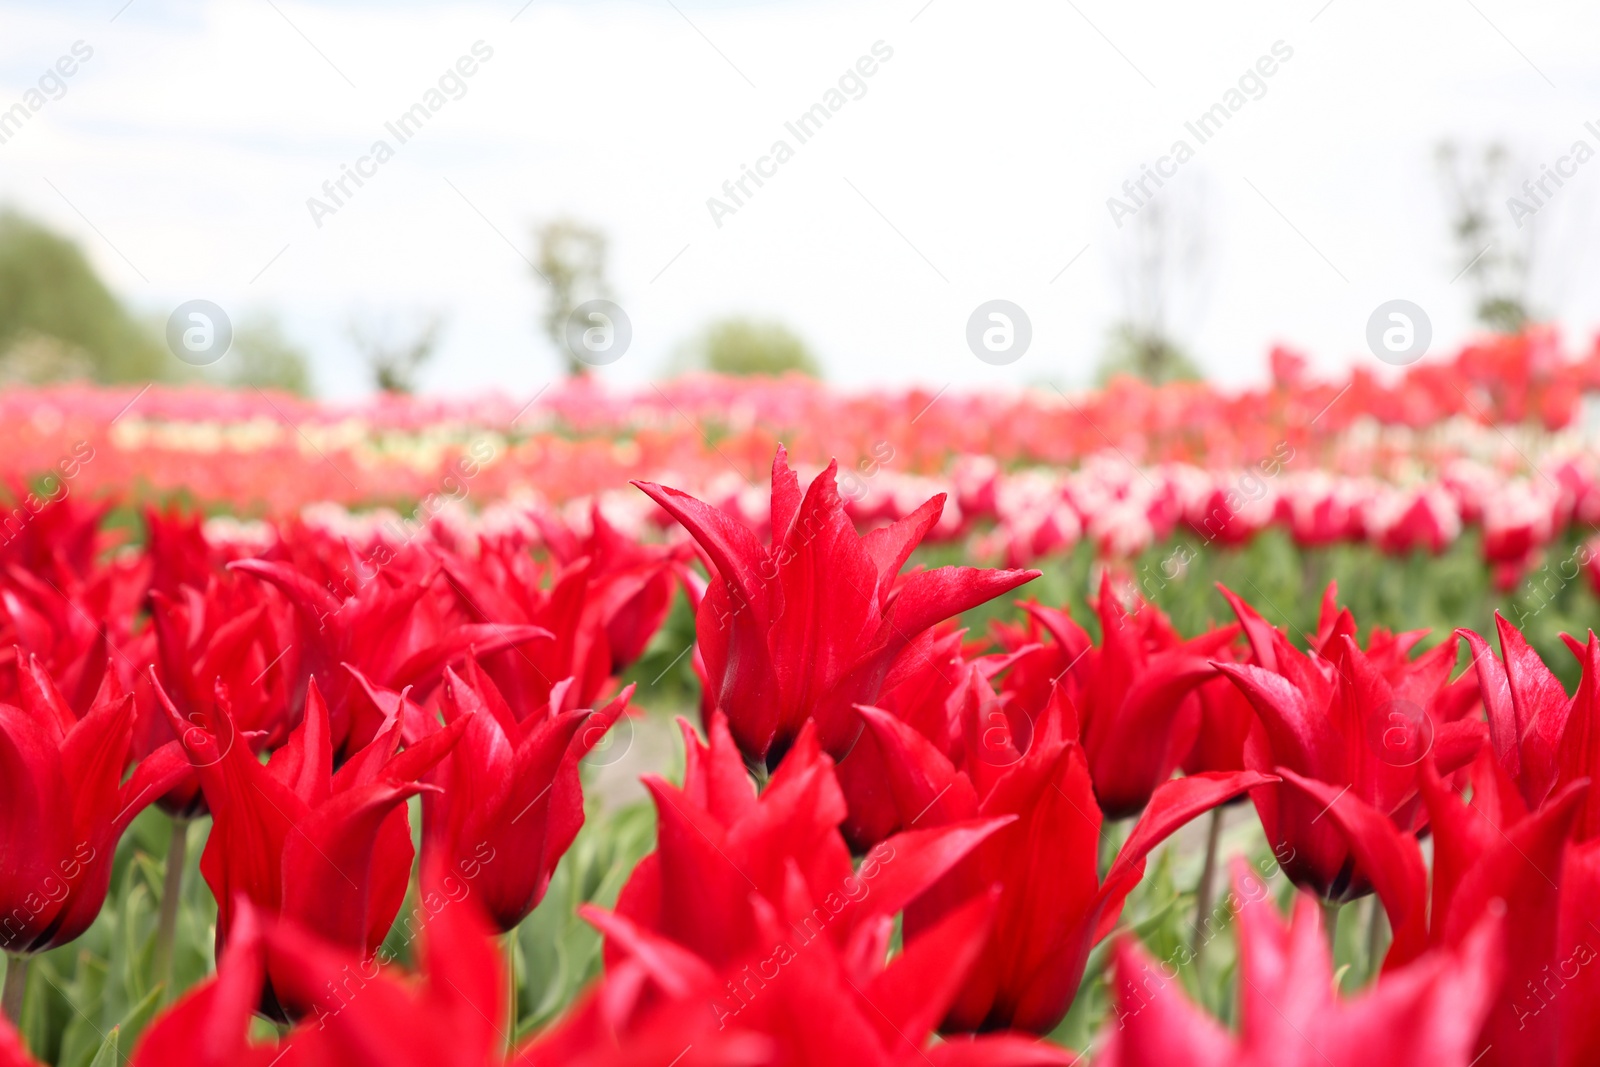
left=1436, top=141, right=1534, bottom=333
left=676, top=317, right=821, bottom=378
left=0, top=208, right=168, bottom=383
left=211, top=314, right=313, bottom=395
left=1096, top=187, right=1206, bottom=386
left=533, top=218, right=610, bottom=376
left=350, top=313, right=442, bottom=395
left=1097, top=323, right=1201, bottom=386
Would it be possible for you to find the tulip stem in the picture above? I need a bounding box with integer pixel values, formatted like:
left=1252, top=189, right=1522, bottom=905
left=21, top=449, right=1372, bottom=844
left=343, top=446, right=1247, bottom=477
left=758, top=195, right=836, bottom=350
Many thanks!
left=505, top=932, right=518, bottom=1052
left=154, top=817, right=189, bottom=1001
left=1190, top=807, right=1226, bottom=964
left=1322, top=899, right=1341, bottom=960
left=2, top=953, right=27, bottom=1024
left=1098, top=817, right=1118, bottom=878
left=1365, top=896, right=1386, bottom=981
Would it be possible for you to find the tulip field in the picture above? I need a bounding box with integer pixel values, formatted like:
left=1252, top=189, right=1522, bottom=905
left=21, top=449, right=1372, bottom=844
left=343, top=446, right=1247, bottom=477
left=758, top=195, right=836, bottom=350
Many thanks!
left=5, top=329, right=1600, bottom=1066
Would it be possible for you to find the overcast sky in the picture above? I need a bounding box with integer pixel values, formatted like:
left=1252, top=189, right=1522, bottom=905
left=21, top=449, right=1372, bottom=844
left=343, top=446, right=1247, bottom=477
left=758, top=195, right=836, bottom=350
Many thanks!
left=2, top=0, right=1599, bottom=399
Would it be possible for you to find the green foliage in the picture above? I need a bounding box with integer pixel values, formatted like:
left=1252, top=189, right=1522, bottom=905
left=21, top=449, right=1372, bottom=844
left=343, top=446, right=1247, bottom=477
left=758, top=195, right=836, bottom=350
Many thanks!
left=1095, top=322, right=1202, bottom=386
left=513, top=801, right=657, bottom=1038
left=350, top=314, right=440, bottom=395
left=0, top=209, right=169, bottom=384
left=210, top=314, right=314, bottom=396
left=935, top=528, right=1599, bottom=691
left=533, top=218, right=609, bottom=377
left=677, top=317, right=821, bottom=379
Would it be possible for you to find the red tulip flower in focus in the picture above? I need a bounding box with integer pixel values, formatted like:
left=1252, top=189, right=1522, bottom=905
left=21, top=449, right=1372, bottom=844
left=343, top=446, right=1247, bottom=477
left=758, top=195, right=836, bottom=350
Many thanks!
left=0, top=655, right=187, bottom=955
left=634, top=446, right=1037, bottom=767
left=580, top=711, right=1066, bottom=1065
left=1094, top=862, right=1503, bottom=1067
left=419, top=659, right=631, bottom=932
left=862, top=667, right=1272, bottom=1033
left=230, top=556, right=547, bottom=757
left=997, top=578, right=1234, bottom=818
left=155, top=673, right=466, bottom=1019
left=1458, top=613, right=1600, bottom=829
left=137, top=584, right=295, bottom=816
left=563, top=889, right=1073, bottom=1065
left=263, top=875, right=510, bottom=1067
left=833, top=625, right=974, bottom=849
left=533, top=502, right=693, bottom=671
left=1212, top=587, right=1485, bottom=904
left=607, top=710, right=1011, bottom=974
left=1299, top=745, right=1599, bottom=1066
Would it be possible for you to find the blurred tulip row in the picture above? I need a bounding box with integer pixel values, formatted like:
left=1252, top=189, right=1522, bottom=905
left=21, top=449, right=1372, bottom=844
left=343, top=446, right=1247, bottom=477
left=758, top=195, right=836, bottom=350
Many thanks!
left=1, top=442, right=1597, bottom=1065
left=7, top=332, right=1600, bottom=604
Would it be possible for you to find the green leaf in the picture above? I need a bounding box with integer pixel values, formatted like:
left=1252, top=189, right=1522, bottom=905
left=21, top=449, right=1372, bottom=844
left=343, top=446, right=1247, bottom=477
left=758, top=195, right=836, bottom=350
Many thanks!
left=86, top=1026, right=118, bottom=1067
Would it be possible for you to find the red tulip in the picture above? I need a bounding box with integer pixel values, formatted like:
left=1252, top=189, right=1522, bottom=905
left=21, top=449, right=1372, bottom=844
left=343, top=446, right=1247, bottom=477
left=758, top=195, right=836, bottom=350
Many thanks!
left=634, top=446, right=1038, bottom=766
left=136, top=583, right=295, bottom=816
left=1417, top=753, right=1592, bottom=1065
left=573, top=889, right=1071, bottom=1066
left=834, top=625, right=973, bottom=849
left=142, top=503, right=222, bottom=601
left=881, top=670, right=1272, bottom=1033
left=1, top=555, right=146, bottom=713
left=1213, top=588, right=1485, bottom=902
left=1304, top=744, right=1598, bottom=1066
left=231, top=556, right=546, bottom=755
left=533, top=502, right=692, bottom=671
left=418, top=659, right=630, bottom=932
left=0, top=1016, right=38, bottom=1067
left=436, top=540, right=612, bottom=718
left=263, top=874, right=508, bottom=1067
left=998, top=580, right=1233, bottom=818
left=0, top=655, right=187, bottom=954
left=1181, top=670, right=1256, bottom=777
left=851, top=668, right=1260, bottom=1036
left=1095, top=862, right=1503, bottom=1067
left=607, top=710, right=1011, bottom=973
left=1458, top=613, right=1600, bottom=832
left=0, top=486, right=107, bottom=583
left=154, top=672, right=465, bottom=1018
